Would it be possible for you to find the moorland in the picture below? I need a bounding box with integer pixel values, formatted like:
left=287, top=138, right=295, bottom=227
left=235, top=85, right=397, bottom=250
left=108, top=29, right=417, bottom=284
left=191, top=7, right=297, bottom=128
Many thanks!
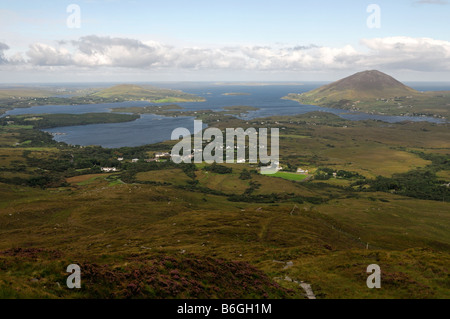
left=0, top=76, right=449, bottom=299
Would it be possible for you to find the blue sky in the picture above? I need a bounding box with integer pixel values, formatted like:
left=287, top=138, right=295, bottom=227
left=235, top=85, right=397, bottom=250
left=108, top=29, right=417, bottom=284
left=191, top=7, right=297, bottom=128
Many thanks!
left=1, top=0, right=449, bottom=82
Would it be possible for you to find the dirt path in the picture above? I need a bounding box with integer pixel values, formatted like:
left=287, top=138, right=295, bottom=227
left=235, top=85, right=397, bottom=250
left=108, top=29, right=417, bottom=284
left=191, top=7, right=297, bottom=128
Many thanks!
left=283, top=275, right=316, bottom=299
left=273, top=261, right=317, bottom=299
left=298, top=281, right=316, bottom=299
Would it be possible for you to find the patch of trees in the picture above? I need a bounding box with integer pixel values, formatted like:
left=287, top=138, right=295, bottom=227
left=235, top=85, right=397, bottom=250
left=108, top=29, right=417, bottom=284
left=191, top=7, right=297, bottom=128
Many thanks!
left=243, top=181, right=261, bottom=196
left=14, top=128, right=57, bottom=147
left=355, top=151, right=450, bottom=202
left=0, top=171, right=68, bottom=188
left=228, top=191, right=326, bottom=204
left=336, top=170, right=363, bottom=179
left=176, top=184, right=226, bottom=196
left=358, top=169, right=449, bottom=202
left=26, top=174, right=68, bottom=188
left=239, top=169, right=252, bottom=180
left=181, top=163, right=198, bottom=179
left=413, top=151, right=450, bottom=171
left=228, top=193, right=279, bottom=203
left=315, top=167, right=363, bottom=180
left=203, top=163, right=232, bottom=174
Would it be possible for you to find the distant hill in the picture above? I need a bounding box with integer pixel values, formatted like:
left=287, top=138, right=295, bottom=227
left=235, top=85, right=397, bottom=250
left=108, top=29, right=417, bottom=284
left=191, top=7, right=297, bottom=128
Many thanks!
left=298, top=70, right=417, bottom=102
left=0, top=88, right=55, bottom=99
left=284, top=70, right=449, bottom=119
left=91, top=84, right=205, bottom=103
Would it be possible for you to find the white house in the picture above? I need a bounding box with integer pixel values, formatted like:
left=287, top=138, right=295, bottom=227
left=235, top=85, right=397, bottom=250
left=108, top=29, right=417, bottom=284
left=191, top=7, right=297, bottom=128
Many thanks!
left=101, top=167, right=117, bottom=173
left=132, top=158, right=139, bottom=163
left=155, top=152, right=170, bottom=158
left=261, top=162, right=282, bottom=173
left=297, top=168, right=309, bottom=174
left=117, top=157, right=124, bottom=161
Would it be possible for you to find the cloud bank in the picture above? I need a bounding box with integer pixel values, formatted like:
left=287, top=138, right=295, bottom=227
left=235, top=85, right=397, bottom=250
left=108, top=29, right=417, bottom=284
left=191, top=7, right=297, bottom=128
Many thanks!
left=1, top=36, right=450, bottom=74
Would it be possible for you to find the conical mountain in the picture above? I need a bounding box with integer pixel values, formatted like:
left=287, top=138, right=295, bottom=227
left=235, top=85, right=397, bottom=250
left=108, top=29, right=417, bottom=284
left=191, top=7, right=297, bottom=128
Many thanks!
left=301, top=70, right=418, bottom=101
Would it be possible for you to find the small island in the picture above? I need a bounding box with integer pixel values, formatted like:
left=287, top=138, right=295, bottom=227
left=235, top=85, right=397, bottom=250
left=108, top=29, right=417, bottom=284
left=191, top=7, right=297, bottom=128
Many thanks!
left=222, top=92, right=251, bottom=96
left=221, top=105, right=259, bottom=115
left=111, top=104, right=184, bottom=114
left=215, top=82, right=304, bottom=87
left=109, top=104, right=260, bottom=124
left=1, top=113, right=141, bottom=129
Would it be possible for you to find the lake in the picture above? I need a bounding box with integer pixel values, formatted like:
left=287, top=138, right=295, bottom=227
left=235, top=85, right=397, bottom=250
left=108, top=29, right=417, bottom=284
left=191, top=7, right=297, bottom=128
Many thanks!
left=3, top=83, right=448, bottom=148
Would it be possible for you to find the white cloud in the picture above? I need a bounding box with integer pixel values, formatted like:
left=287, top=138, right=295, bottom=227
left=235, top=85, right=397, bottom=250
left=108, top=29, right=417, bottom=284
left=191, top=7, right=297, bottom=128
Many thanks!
left=0, top=42, right=10, bottom=64
left=27, top=43, right=73, bottom=66
left=1, top=35, right=449, bottom=74
left=359, top=37, right=450, bottom=71
left=413, top=0, right=448, bottom=5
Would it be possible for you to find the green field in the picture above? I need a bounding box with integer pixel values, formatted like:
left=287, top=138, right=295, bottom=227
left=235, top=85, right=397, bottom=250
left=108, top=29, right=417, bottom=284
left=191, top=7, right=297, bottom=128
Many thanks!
left=262, top=171, right=308, bottom=181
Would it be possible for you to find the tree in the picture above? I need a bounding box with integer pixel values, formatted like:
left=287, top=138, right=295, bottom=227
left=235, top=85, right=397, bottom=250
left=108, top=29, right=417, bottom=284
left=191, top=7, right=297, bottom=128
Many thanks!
left=239, top=168, right=252, bottom=180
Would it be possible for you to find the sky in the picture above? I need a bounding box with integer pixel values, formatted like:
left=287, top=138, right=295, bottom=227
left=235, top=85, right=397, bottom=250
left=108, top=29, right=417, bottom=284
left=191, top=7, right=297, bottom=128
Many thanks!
left=0, top=0, right=449, bottom=83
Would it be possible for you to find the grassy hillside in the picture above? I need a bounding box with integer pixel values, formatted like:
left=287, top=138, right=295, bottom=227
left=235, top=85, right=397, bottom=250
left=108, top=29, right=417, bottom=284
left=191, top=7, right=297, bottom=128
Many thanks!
left=0, top=110, right=448, bottom=299
left=0, top=175, right=448, bottom=298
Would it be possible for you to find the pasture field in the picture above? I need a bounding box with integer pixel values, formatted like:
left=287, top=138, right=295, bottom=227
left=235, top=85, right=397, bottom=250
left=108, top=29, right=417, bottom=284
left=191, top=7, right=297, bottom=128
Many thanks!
left=261, top=171, right=308, bottom=181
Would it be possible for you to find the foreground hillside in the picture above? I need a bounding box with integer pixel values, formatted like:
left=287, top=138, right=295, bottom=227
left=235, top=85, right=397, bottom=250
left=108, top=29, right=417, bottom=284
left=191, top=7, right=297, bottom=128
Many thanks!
left=0, top=177, right=449, bottom=298
left=0, top=111, right=449, bottom=299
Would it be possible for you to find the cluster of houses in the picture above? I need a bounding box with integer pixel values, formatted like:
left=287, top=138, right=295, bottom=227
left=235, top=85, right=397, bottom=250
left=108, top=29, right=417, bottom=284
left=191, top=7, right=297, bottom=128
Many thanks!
left=260, top=163, right=312, bottom=174
left=101, top=152, right=171, bottom=173
left=102, top=152, right=318, bottom=178
left=145, top=152, right=171, bottom=162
